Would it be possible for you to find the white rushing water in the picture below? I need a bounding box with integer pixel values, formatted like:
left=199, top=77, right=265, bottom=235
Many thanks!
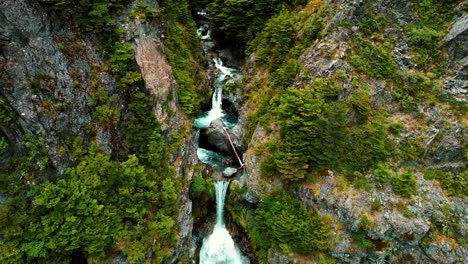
left=193, top=58, right=238, bottom=129
left=199, top=181, right=248, bottom=264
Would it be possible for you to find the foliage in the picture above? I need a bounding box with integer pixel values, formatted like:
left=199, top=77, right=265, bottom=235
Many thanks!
left=160, top=0, right=204, bottom=115
left=409, top=0, right=460, bottom=31
left=0, top=95, right=16, bottom=125
left=270, top=59, right=301, bottom=90
left=209, top=0, right=286, bottom=51
left=258, top=74, right=393, bottom=182
left=124, top=91, right=166, bottom=166
left=0, top=142, right=179, bottom=262
left=424, top=169, right=468, bottom=197
left=392, top=169, right=417, bottom=197
left=359, top=2, right=387, bottom=35
left=131, top=0, right=159, bottom=23
left=302, top=15, right=325, bottom=46
left=116, top=71, right=143, bottom=90
left=371, top=199, right=383, bottom=212
left=109, top=43, right=137, bottom=75
left=249, top=9, right=296, bottom=71
left=0, top=137, right=7, bottom=151
left=373, top=163, right=392, bottom=187
left=388, top=121, right=405, bottom=136
left=90, top=87, right=120, bottom=125
left=190, top=175, right=207, bottom=198
left=349, top=89, right=372, bottom=124
left=349, top=36, right=397, bottom=80
left=352, top=231, right=375, bottom=249
left=253, top=194, right=331, bottom=256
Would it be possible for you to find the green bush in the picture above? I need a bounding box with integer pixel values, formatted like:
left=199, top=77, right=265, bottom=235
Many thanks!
left=0, top=137, right=7, bottom=151
left=161, top=8, right=203, bottom=115
left=260, top=74, right=392, bottom=182
left=374, top=163, right=392, bottom=186
left=132, top=0, right=159, bottom=23
left=250, top=9, right=296, bottom=71
left=424, top=169, right=468, bottom=197
left=409, top=0, right=459, bottom=31
left=190, top=175, right=207, bottom=198
left=270, top=59, right=301, bottom=90
left=209, top=0, right=286, bottom=51
left=352, top=231, right=375, bottom=249
left=0, top=95, right=15, bottom=125
left=392, top=169, right=417, bottom=197
left=388, top=121, right=405, bottom=136
left=302, top=15, right=325, bottom=46
left=349, top=89, right=372, bottom=124
left=109, top=43, right=136, bottom=75
left=349, top=36, right=398, bottom=80
left=253, top=194, right=331, bottom=255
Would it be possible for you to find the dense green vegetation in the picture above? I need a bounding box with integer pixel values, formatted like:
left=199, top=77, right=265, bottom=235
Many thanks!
left=0, top=1, right=201, bottom=263
left=226, top=194, right=332, bottom=263
left=209, top=0, right=308, bottom=52
left=160, top=0, right=205, bottom=115
left=424, top=169, right=468, bottom=197
left=258, top=76, right=392, bottom=182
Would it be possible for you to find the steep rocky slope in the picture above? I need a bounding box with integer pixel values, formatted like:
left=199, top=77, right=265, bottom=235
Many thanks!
left=229, top=0, right=467, bottom=263
left=0, top=0, right=200, bottom=262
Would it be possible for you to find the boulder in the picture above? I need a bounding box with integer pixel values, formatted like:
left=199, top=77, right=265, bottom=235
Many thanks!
left=206, top=118, right=232, bottom=155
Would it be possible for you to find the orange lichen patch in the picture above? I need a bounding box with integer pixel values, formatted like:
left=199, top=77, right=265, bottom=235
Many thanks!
left=368, top=211, right=381, bottom=224
left=303, top=183, right=321, bottom=199
left=434, top=234, right=457, bottom=251
left=304, top=0, right=325, bottom=16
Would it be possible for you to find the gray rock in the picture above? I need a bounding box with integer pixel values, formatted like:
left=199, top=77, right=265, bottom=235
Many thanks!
left=206, top=119, right=232, bottom=155
left=427, top=124, right=466, bottom=166
left=222, top=167, right=238, bottom=177
left=443, top=79, right=467, bottom=103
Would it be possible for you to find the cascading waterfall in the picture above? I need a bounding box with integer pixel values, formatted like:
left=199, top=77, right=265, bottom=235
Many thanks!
left=193, top=9, right=248, bottom=264
left=193, top=58, right=238, bottom=129
left=199, top=181, right=248, bottom=264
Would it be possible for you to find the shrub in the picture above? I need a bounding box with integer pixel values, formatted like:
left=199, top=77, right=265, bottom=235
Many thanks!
left=392, top=169, right=417, bottom=197
left=190, top=175, right=207, bottom=198
left=352, top=232, right=375, bottom=249
left=424, top=169, right=468, bottom=197
left=388, top=121, right=405, bottom=136
left=349, top=36, right=398, bottom=80
left=371, top=199, right=382, bottom=212
left=302, top=15, right=325, bottom=45
left=250, top=9, right=296, bottom=71
left=0, top=137, right=8, bottom=151
left=271, top=59, right=301, bottom=90
left=254, top=195, right=331, bottom=255
left=374, top=163, right=391, bottom=186
left=0, top=95, right=15, bottom=125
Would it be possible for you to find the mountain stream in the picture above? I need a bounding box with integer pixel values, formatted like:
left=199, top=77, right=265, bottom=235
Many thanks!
left=193, top=10, right=248, bottom=264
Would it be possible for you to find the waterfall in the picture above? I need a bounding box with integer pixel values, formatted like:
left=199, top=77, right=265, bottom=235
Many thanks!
left=199, top=181, right=248, bottom=264
left=193, top=57, right=239, bottom=129
left=194, top=9, right=248, bottom=263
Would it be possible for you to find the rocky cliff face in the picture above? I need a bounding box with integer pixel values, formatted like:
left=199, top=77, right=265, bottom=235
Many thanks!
left=238, top=0, right=467, bottom=263
left=0, top=0, right=112, bottom=173
left=0, top=0, right=198, bottom=262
